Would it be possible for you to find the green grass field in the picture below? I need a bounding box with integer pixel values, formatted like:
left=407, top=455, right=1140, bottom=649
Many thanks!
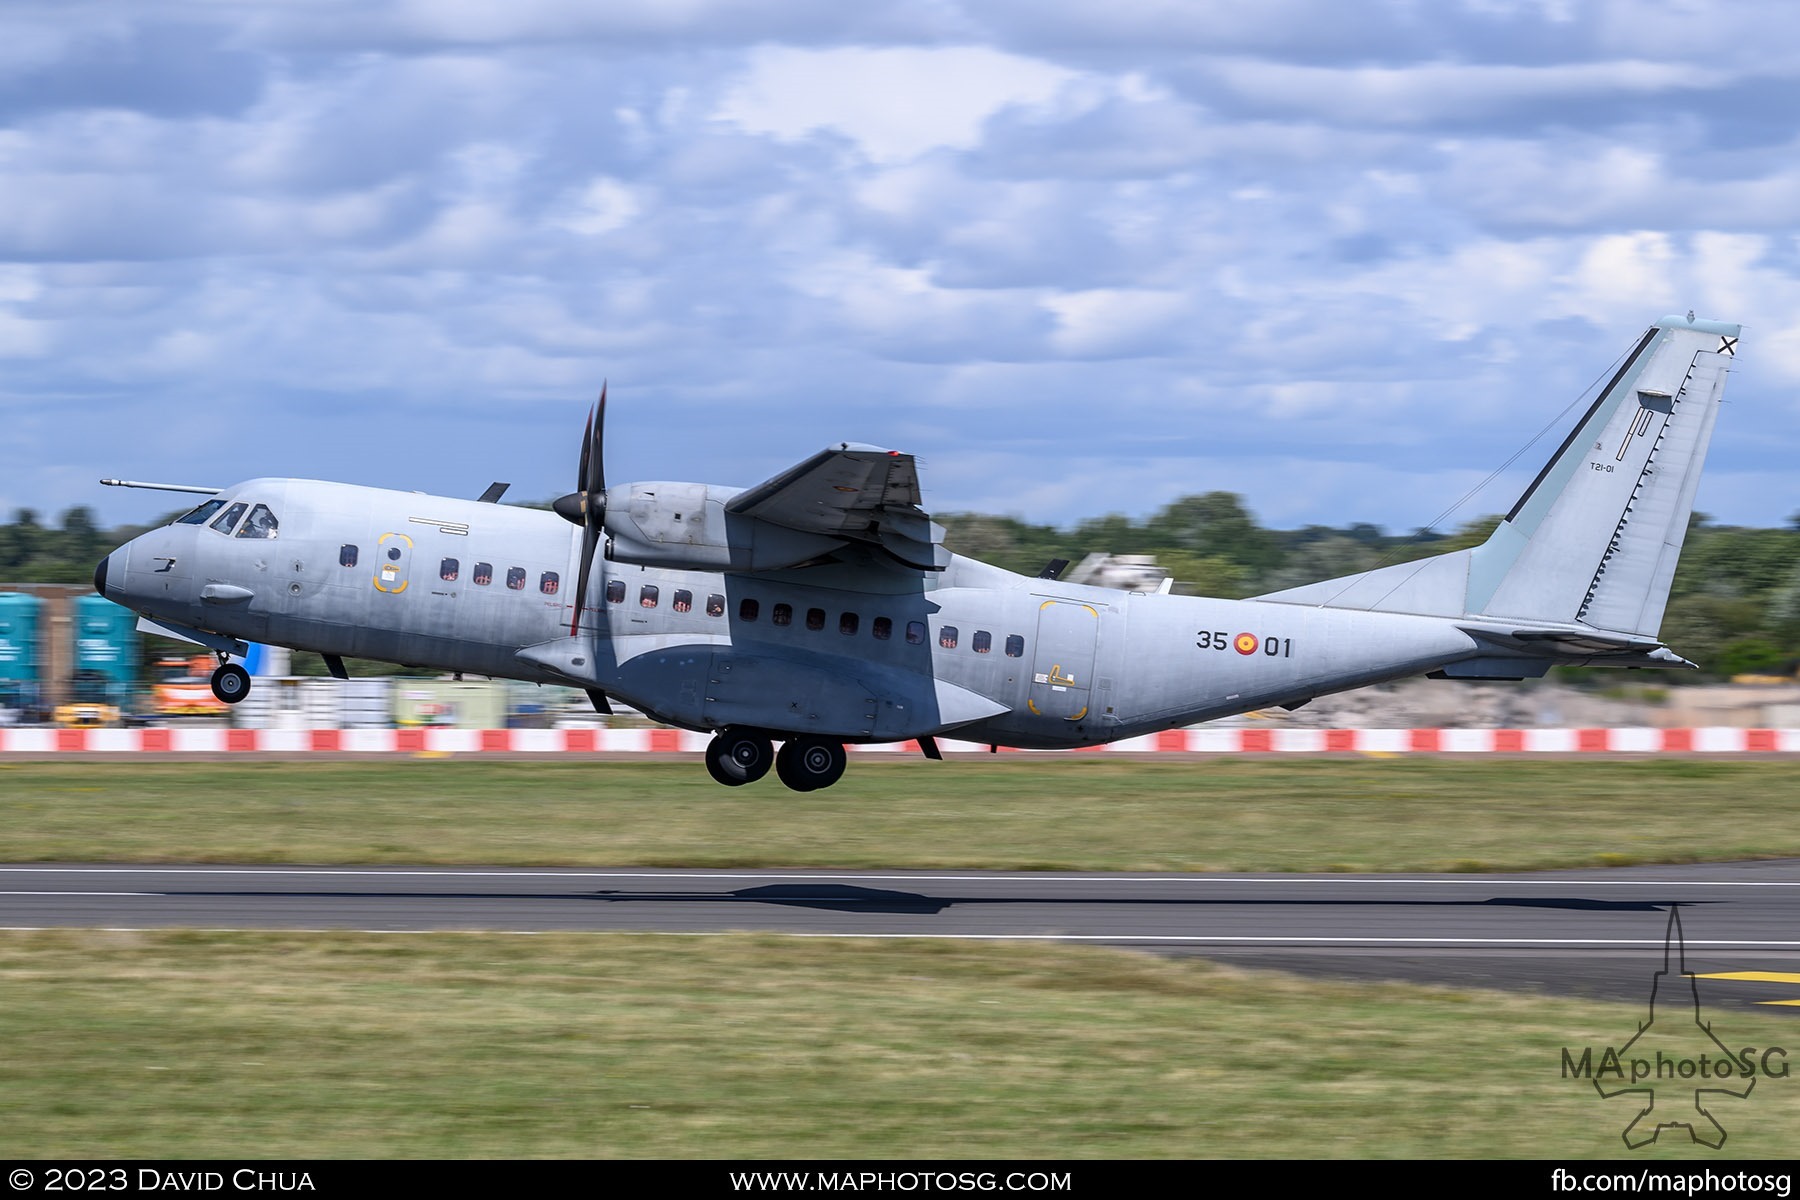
left=3, top=757, right=1799, bottom=871
left=3, top=930, right=1796, bottom=1159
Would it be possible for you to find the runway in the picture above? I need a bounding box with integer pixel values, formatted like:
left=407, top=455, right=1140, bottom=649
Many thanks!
left=6, top=861, right=1800, bottom=1012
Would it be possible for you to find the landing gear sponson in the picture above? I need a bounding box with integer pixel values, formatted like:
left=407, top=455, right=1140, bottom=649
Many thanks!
left=705, top=727, right=849, bottom=791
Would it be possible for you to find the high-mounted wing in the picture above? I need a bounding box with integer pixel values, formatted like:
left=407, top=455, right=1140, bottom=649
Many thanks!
left=726, top=443, right=947, bottom=571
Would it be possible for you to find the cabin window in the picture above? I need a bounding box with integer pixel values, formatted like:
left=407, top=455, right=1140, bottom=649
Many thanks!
left=739, top=598, right=759, bottom=622
left=473, top=563, right=493, bottom=586
left=506, top=567, right=526, bottom=590
left=605, top=579, right=625, bottom=603
left=209, top=502, right=248, bottom=535
left=339, top=544, right=358, bottom=568
left=236, top=504, right=279, bottom=539
left=938, top=626, right=958, bottom=650
left=839, top=612, right=859, bottom=636
left=872, top=616, right=892, bottom=640
left=806, top=607, right=825, bottom=631
left=1005, top=634, right=1025, bottom=658
left=706, top=594, right=725, bottom=617
left=440, top=558, right=459, bottom=581
left=906, top=620, right=925, bottom=645
left=540, top=572, right=560, bottom=595
left=639, top=585, right=659, bottom=608
left=972, top=630, right=992, bottom=654
left=673, top=590, right=693, bottom=613
left=177, top=499, right=226, bottom=526
left=772, top=603, right=792, bottom=627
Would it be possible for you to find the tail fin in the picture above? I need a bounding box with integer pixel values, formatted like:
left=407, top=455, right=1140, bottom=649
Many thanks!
left=1256, top=314, right=1739, bottom=637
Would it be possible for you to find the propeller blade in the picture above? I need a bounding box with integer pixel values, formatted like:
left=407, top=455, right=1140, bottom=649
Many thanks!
left=556, top=398, right=605, bottom=527
left=577, top=404, right=593, bottom=497
left=567, top=386, right=610, bottom=635
left=570, top=519, right=601, bottom=636
left=587, top=382, right=607, bottom=521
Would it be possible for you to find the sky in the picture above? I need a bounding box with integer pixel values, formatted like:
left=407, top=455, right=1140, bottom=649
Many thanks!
left=3, top=0, right=1798, bottom=538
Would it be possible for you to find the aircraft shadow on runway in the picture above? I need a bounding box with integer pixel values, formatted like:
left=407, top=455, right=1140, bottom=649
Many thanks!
left=159, top=883, right=1707, bottom=916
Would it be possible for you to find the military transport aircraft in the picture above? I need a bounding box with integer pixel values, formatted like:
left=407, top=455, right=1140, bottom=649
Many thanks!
left=95, top=314, right=1740, bottom=791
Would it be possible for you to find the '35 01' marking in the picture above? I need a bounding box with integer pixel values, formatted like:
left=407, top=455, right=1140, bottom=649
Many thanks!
left=1196, top=630, right=1293, bottom=657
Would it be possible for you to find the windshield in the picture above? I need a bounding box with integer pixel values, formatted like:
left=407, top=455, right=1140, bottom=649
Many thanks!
left=210, top=502, right=248, bottom=534
left=236, top=504, right=279, bottom=539
left=174, top=499, right=226, bottom=526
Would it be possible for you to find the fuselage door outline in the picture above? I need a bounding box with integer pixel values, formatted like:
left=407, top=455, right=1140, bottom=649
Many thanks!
left=373, top=532, right=414, bottom=595
left=1028, top=600, right=1099, bottom=722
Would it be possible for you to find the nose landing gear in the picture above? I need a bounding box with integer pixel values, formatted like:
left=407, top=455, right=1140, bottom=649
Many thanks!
left=210, top=660, right=251, bottom=705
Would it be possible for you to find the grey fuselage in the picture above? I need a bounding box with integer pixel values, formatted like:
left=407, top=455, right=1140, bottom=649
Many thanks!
left=101, top=477, right=1493, bottom=748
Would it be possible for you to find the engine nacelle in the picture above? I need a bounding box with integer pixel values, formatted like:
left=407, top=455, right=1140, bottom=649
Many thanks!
left=602, top=482, right=844, bottom=572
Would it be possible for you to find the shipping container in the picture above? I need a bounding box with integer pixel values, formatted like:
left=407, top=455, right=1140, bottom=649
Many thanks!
left=0, top=593, right=42, bottom=722
left=64, top=595, right=138, bottom=723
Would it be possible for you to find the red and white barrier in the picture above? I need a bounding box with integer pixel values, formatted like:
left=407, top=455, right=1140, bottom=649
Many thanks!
left=2, top=727, right=1798, bottom=754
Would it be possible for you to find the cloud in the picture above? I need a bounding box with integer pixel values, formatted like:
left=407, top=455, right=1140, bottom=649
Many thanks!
left=1176, top=56, right=1724, bottom=129
left=0, top=19, right=266, bottom=121
left=716, top=45, right=1078, bottom=163
left=0, top=2, right=1795, bottom=535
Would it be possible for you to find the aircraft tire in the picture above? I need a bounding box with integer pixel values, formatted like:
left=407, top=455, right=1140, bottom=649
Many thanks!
left=704, top=742, right=749, bottom=787
left=210, top=663, right=252, bottom=705
left=706, top=730, right=772, bottom=786
left=776, top=738, right=846, bottom=792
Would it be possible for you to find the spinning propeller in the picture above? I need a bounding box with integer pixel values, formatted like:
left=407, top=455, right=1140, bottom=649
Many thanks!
left=553, top=383, right=607, bottom=636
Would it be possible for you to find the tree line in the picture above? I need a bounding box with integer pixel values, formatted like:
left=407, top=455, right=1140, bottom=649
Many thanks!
left=939, top=492, right=1800, bottom=681
left=5, top=499, right=1798, bottom=681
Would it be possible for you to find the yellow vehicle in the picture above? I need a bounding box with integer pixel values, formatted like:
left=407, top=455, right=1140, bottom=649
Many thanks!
left=55, top=668, right=126, bottom=727
left=53, top=700, right=121, bottom=727
left=153, top=655, right=230, bottom=717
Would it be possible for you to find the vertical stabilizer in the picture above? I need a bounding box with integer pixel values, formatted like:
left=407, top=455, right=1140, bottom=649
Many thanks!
left=1254, top=315, right=1738, bottom=638
left=1469, top=316, right=1736, bottom=634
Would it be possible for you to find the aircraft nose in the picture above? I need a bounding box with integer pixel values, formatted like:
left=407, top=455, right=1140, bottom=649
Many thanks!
left=94, top=546, right=126, bottom=598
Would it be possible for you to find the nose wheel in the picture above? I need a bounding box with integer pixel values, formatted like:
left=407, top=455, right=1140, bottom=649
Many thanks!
left=775, top=738, right=847, bottom=792
left=705, top=729, right=774, bottom=787
left=210, top=662, right=251, bottom=705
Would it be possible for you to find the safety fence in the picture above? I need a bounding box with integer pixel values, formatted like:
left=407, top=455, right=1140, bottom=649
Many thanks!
left=2, top=726, right=1798, bottom=753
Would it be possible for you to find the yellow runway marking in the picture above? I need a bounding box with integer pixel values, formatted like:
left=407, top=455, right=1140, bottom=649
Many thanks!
left=1695, top=971, right=1800, bottom=984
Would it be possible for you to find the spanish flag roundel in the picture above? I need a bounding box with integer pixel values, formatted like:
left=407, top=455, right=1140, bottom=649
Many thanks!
left=1234, top=632, right=1258, bottom=655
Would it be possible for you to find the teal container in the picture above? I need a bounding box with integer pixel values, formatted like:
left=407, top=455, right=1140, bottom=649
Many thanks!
left=0, top=593, right=41, bottom=716
left=71, top=594, right=139, bottom=705
left=0, top=593, right=40, bottom=684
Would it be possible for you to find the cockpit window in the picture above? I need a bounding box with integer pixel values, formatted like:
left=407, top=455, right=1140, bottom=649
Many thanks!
left=176, top=499, right=225, bottom=526
left=236, top=504, right=279, bottom=539
left=209, top=502, right=248, bottom=535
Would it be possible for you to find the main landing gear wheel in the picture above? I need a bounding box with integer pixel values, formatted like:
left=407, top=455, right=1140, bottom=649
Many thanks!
left=210, top=663, right=251, bottom=705
left=705, top=729, right=774, bottom=787
left=776, top=738, right=847, bottom=792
